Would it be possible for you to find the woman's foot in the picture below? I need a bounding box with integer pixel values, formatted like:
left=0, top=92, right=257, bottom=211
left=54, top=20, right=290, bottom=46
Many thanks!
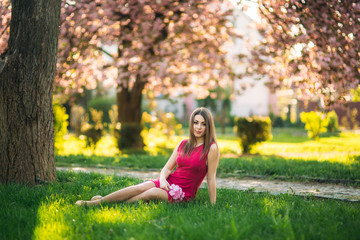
left=91, top=195, right=103, bottom=201
left=75, top=200, right=85, bottom=206
left=75, top=199, right=101, bottom=206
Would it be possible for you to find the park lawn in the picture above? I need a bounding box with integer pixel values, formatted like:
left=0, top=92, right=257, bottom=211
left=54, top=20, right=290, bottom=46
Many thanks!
left=55, top=128, right=360, bottom=185
left=1, top=171, right=359, bottom=240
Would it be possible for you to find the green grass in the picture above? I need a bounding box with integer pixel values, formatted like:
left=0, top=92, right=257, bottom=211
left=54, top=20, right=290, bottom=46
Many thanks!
left=217, top=155, right=360, bottom=184
left=55, top=128, right=360, bottom=185
left=1, top=171, right=359, bottom=240
left=218, top=129, right=360, bottom=184
left=56, top=154, right=168, bottom=170
left=56, top=153, right=360, bottom=185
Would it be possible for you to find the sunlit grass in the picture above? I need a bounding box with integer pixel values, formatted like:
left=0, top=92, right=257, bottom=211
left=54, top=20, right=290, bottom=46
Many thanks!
left=217, top=128, right=360, bottom=165
left=1, top=171, right=359, bottom=240
left=56, top=128, right=360, bottom=165
left=33, top=199, right=72, bottom=240
left=55, top=128, right=360, bottom=184
left=256, top=131, right=360, bottom=165
left=216, top=129, right=360, bottom=182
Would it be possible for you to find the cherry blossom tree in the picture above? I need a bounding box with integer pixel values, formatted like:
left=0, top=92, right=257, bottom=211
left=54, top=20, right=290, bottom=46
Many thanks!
left=1, top=0, right=241, bottom=149
left=58, top=0, right=240, bottom=148
left=246, top=0, right=360, bottom=107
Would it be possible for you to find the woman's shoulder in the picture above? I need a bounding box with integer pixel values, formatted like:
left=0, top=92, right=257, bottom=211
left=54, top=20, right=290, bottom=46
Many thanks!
left=179, top=139, right=189, bottom=146
left=176, top=139, right=188, bottom=152
left=209, top=142, right=219, bottom=152
left=207, top=143, right=220, bottom=162
left=208, top=142, right=219, bottom=156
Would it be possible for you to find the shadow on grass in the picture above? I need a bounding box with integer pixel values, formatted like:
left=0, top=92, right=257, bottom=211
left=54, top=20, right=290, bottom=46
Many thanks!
left=0, top=183, right=45, bottom=239
left=0, top=171, right=143, bottom=239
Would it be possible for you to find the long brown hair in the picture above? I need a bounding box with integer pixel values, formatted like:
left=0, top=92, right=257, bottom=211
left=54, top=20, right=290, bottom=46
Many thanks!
left=183, top=107, right=217, bottom=160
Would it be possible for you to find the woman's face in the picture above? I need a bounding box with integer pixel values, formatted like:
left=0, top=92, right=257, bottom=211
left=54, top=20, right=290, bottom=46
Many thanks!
left=193, top=114, right=206, bottom=139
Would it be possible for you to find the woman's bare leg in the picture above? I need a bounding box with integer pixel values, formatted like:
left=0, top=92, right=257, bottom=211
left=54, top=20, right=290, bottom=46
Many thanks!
left=76, top=181, right=156, bottom=206
left=126, top=188, right=169, bottom=203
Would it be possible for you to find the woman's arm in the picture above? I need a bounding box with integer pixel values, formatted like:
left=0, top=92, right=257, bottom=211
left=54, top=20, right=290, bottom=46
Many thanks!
left=159, top=141, right=182, bottom=191
left=207, top=144, right=220, bottom=205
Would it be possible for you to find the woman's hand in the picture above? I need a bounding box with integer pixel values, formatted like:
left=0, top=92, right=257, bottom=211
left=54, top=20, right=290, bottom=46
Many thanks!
left=159, top=177, right=170, bottom=191
left=158, top=140, right=182, bottom=192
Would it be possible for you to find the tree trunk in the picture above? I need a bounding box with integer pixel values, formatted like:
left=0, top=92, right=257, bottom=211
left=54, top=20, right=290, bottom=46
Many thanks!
left=116, top=77, right=146, bottom=149
left=117, top=78, right=145, bottom=123
left=0, top=0, right=61, bottom=185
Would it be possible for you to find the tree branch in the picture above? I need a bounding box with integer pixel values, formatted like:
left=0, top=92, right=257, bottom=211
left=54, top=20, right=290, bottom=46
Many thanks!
left=0, top=22, right=10, bottom=38
left=94, top=46, right=115, bottom=59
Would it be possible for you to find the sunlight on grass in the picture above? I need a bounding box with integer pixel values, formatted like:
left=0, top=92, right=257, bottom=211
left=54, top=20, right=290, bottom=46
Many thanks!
left=256, top=132, right=360, bottom=165
left=218, top=139, right=241, bottom=155
left=89, top=203, right=159, bottom=224
left=89, top=207, right=129, bottom=224
left=56, top=129, right=360, bottom=167
left=2, top=172, right=359, bottom=240
left=33, top=199, right=71, bottom=240
left=217, top=130, right=360, bottom=165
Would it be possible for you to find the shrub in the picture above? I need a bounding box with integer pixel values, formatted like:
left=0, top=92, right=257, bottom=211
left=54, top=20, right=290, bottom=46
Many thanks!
left=142, top=111, right=183, bottom=138
left=141, top=111, right=183, bottom=154
left=326, top=110, right=339, bottom=134
left=234, top=117, right=272, bottom=154
left=300, top=111, right=328, bottom=139
left=53, top=103, right=69, bottom=153
left=88, top=97, right=115, bottom=125
left=108, top=105, right=120, bottom=135
left=269, top=112, right=283, bottom=128
left=113, top=110, right=183, bottom=152
left=272, top=116, right=284, bottom=128
left=340, top=108, right=358, bottom=130
left=70, top=105, right=86, bottom=136
left=53, top=103, right=69, bottom=137
left=81, top=108, right=104, bottom=148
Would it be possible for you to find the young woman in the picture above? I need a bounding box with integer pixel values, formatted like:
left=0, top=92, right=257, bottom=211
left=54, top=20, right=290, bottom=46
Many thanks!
left=75, top=107, right=220, bottom=206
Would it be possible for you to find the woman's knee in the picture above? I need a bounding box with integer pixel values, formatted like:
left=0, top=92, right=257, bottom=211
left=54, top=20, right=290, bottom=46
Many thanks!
left=135, top=181, right=155, bottom=193
left=142, top=188, right=168, bottom=201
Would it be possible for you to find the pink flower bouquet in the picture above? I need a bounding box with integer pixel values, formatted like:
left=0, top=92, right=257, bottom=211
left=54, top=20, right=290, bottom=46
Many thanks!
left=169, top=184, right=185, bottom=202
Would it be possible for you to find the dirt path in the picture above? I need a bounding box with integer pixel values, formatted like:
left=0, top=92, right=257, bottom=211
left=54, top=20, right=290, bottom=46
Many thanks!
left=57, top=167, right=360, bottom=202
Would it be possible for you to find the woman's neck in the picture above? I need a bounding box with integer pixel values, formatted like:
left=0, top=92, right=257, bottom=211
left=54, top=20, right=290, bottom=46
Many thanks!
left=195, top=138, right=204, bottom=146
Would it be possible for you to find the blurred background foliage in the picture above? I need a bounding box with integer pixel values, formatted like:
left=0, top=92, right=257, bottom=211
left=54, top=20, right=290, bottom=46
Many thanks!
left=54, top=97, right=357, bottom=158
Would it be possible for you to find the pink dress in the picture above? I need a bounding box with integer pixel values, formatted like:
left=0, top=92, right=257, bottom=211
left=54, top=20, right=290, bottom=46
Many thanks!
left=150, top=139, right=212, bottom=202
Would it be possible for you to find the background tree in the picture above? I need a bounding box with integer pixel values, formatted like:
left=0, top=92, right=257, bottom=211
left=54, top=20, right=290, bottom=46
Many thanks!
left=57, top=0, right=240, bottom=149
left=197, top=85, right=233, bottom=134
left=246, top=0, right=360, bottom=107
left=0, top=0, right=61, bottom=185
